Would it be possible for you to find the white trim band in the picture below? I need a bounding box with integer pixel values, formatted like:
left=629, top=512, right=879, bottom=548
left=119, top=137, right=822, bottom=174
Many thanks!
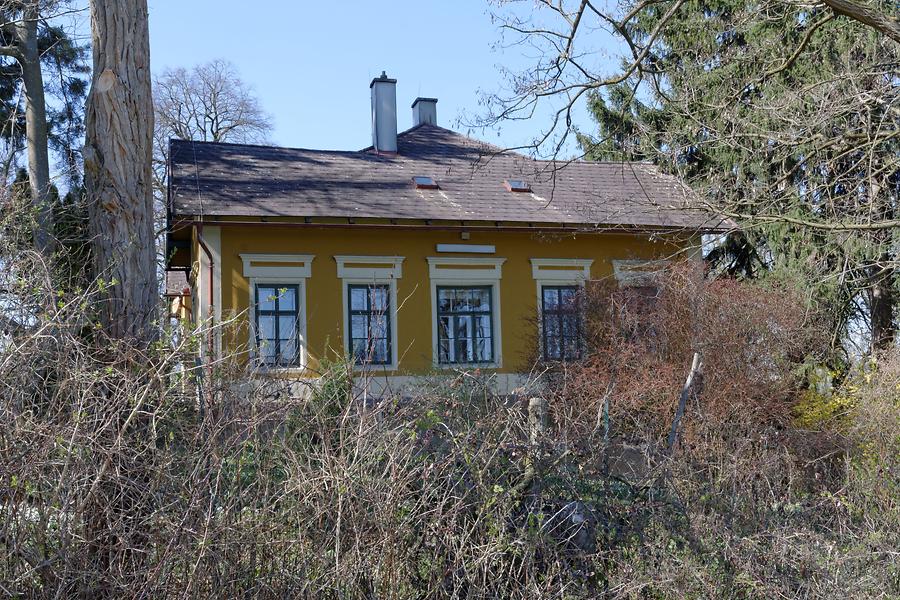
left=427, top=256, right=506, bottom=281
left=436, top=244, right=496, bottom=254
left=530, top=258, right=594, bottom=282
left=334, top=255, right=404, bottom=280
left=240, top=253, right=315, bottom=278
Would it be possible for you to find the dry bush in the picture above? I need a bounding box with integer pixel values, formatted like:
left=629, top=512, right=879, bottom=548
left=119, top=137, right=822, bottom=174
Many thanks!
left=543, top=264, right=825, bottom=447
left=529, top=264, right=898, bottom=598
left=2, top=194, right=897, bottom=598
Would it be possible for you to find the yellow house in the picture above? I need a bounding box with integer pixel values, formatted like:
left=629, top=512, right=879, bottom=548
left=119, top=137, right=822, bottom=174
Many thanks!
left=165, top=73, right=717, bottom=393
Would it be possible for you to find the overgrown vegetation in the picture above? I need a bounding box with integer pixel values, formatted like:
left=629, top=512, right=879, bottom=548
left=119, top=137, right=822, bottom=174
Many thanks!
left=1, top=201, right=897, bottom=598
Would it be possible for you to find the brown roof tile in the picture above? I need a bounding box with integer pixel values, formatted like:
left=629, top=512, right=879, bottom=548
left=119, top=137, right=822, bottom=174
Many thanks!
left=168, top=124, right=721, bottom=230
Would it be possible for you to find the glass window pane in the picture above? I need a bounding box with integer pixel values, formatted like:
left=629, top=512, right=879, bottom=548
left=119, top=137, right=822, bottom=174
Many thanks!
left=278, top=316, right=296, bottom=339
left=464, top=289, right=476, bottom=312
left=438, top=289, right=453, bottom=313
left=372, top=338, right=388, bottom=363
left=454, top=337, right=469, bottom=363
left=259, top=339, right=276, bottom=360
left=258, top=315, right=275, bottom=341
left=351, top=315, right=368, bottom=340
left=559, top=287, right=577, bottom=306
left=562, top=315, right=578, bottom=338
left=439, top=338, right=450, bottom=363
left=371, top=314, right=387, bottom=338
left=475, top=289, right=491, bottom=311
left=544, top=316, right=561, bottom=338
left=257, top=287, right=277, bottom=311
left=280, top=338, right=297, bottom=363
left=351, top=338, right=369, bottom=361
left=350, top=287, right=367, bottom=311
left=475, top=315, right=491, bottom=339
left=371, top=286, right=389, bottom=312
left=476, top=338, right=492, bottom=362
left=455, top=316, right=470, bottom=340
left=543, top=288, right=559, bottom=309
left=546, top=336, right=561, bottom=360
left=278, top=287, right=297, bottom=311
left=438, top=316, right=451, bottom=340
left=455, top=289, right=469, bottom=312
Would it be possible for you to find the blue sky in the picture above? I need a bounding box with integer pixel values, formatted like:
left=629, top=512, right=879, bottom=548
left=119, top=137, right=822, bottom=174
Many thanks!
left=141, top=0, right=595, bottom=155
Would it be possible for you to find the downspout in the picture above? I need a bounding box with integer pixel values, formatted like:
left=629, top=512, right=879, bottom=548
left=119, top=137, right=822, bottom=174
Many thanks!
left=195, top=223, right=216, bottom=373
left=195, top=223, right=214, bottom=319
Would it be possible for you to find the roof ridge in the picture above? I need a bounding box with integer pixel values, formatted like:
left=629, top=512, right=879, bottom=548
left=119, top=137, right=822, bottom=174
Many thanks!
left=170, top=133, right=663, bottom=168
left=169, top=137, right=374, bottom=157
left=397, top=123, right=532, bottom=158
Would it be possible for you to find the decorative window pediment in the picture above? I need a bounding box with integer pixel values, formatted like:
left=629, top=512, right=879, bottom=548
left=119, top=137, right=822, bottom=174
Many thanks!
left=427, top=257, right=506, bottom=281
left=240, top=254, right=315, bottom=279
left=530, top=258, right=593, bottom=283
left=334, top=255, right=404, bottom=280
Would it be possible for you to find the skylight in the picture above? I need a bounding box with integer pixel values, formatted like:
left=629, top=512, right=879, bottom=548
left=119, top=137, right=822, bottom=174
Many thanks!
left=413, top=176, right=439, bottom=189
left=504, top=179, right=531, bottom=192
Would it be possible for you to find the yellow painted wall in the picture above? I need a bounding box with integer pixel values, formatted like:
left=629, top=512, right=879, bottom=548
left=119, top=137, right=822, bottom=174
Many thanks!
left=210, top=225, right=691, bottom=375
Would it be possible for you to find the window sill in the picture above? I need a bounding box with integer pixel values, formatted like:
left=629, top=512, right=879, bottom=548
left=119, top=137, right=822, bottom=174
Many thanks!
left=432, top=362, right=502, bottom=371
left=252, top=364, right=309, bottom=376
left=351, top=363, right=399, bottom=373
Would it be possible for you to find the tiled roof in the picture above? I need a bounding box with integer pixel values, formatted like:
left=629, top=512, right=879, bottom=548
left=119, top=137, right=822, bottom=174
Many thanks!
left=168, top=124, right=720, bottom=229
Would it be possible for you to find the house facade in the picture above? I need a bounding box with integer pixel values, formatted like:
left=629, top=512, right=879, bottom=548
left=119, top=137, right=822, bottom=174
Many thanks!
left=165, top=73, right=717, bottom=392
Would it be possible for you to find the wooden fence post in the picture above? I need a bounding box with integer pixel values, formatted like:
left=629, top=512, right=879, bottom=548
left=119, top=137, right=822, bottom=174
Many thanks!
left=529, top=396, right=548, bottom=444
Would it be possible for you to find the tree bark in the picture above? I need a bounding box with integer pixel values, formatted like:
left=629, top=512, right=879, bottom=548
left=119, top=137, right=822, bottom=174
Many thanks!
left=870, top=263, right=895, bottom=351
left=84, top=0, right=157, bottom=345
left=820, top=0, right=900, bottom=43
left=8, top=4, right=55, bottom=256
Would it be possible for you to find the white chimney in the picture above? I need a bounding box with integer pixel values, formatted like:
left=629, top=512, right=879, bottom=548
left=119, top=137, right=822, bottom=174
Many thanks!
left=370, top=71, right=398, bottom=153
left=412, top=97, right=438, bottom=126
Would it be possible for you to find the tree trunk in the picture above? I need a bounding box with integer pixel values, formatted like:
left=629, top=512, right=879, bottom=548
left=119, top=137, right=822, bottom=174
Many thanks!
left=83, top=0, right=157, bottom=345
left=870, top=263, right=894, bottom=351
left=12, top=5, right=54, bottom=256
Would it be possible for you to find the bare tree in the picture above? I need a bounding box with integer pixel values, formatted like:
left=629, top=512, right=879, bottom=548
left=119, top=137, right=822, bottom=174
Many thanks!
left=151, top=59, right=271, bottom=194
left=83, top=0, right=157, bottom=345
left=154, top=59, right=271, bottom=145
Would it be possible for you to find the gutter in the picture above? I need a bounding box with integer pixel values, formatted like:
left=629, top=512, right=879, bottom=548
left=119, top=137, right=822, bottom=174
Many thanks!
left=172, top=218, right=727, bottom=235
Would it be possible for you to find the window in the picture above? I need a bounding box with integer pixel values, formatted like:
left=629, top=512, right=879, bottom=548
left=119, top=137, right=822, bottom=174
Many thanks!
left=437, top=286, right=494, bottom=364
left=347, top=284, right=391, bottom=365
left=413, top=176, right=438, bottom=189
left=504, top=179, right=531, bottom=192
left=541, top=285, right=581, bottom=361
left=335, top=255, right=403, bottom=370
left=254, top=284, right=300, bottom=366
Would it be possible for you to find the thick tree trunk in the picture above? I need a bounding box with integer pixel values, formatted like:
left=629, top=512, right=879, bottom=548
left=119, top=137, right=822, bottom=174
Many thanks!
left=870, top=263, right=895, bottom=351
left=12, top=5, right=54, bottom=256
left=83, top=0, right=157, bottom=345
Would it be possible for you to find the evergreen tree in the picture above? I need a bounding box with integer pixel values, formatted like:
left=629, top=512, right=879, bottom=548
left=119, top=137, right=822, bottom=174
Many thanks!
left=0, top=5, right=89, bottom=181
left=576, top=1, right=899, bottom=352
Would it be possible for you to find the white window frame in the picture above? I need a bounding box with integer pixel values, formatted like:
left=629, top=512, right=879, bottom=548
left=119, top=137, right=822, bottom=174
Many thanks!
left=530, top=259, right=593, bottom=361
left=428, top=257, right=506, bottom=369
left=240, top=254, right=315, bottom=371
left=334, top=256, right=404, bottom=371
